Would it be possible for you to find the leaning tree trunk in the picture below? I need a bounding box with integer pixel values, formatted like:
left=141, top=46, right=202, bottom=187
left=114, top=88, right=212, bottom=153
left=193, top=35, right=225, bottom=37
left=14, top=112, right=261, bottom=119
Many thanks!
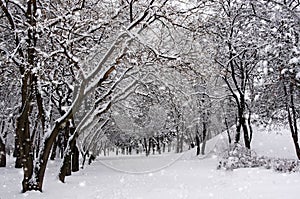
left=50, top=137, right=58, bottom=160
left=26, top=118, right=67, bottom=192
left=291, top=132, right=300, bottom=160
left=284, top=84, right=300, bottom=160
left=59, top=126, right=75, bottom=182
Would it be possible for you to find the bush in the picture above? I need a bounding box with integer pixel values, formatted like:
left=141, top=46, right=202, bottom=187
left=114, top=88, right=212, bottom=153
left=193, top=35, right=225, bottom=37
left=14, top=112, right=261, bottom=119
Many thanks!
left=217, top=143, right=300, bottom=173
left=272, top=158, right=300, bottom=173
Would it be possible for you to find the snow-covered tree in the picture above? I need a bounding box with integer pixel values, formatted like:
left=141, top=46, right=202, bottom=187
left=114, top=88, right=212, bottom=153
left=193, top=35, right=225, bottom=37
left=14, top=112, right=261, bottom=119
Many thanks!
left=252, top=0, right=300, bottom=159
left=1, top=0, right=207, bottom=192
left=207, top=0, right=272, bottom=149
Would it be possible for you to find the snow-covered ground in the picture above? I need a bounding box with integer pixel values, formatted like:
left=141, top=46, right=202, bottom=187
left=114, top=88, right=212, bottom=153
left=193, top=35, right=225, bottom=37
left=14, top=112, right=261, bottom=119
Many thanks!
left=1, top=125, right=299, bottom=199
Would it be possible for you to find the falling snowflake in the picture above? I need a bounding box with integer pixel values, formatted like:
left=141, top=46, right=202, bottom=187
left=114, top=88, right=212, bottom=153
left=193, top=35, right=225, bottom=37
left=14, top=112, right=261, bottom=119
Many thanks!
left=79, top=181, right=86, bottom=187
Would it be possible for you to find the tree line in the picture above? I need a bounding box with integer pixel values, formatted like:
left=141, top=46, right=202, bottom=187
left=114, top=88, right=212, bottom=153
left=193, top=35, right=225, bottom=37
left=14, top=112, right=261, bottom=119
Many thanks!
left=0, top=0, right=299, bottom=193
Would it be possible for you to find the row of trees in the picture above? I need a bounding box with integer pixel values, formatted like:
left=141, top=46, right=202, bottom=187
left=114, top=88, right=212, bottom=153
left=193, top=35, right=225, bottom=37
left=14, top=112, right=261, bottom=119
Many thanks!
left=0, top=0, right=299, bottom=193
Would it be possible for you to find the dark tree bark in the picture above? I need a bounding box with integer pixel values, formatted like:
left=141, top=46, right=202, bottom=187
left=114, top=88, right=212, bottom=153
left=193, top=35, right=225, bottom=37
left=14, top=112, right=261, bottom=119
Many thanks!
left=151, top=138, right=155, bottom=155
left=129, top=145, right=132, bottom=155
left=144, top=137, right=149, bottom=156
left=156, top=137, right=161, bottom=154
left=50, top=138, right=58, bottom=160
left=80, top=149, right=89, bottom=169
left=0, top=121, right=6, bottom=167
left=241, top=118, right=251, bottom=149
left=195, top=133, right=200, bottom=156
left=88, top=154, right=95, bottom=165
left=284, top=84, right=300, bottom=160
left=0, top=138, right=6, bottom=167
left=65, top=124, right=72, bottom=176
left=116, top=147, right=119, bottom=155
left=16, top=71, right=34, bottom=192
left=13, top=135, right=22, bottom=168
left=235, top=115, right=241, bottom=144
left=30, top=121, right=66, bottom=191
left=176, top=129, right=180, bottom=153
left=58, top=125, right=74, bottom=182
left=71, top=144, right=79, bottom=172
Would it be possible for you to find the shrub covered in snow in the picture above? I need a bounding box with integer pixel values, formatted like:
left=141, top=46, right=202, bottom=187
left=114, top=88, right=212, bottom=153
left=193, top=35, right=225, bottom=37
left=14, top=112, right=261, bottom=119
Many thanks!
left=272, top=158, right=300, bottom=173
left=217, top=144, right=300, bottom=173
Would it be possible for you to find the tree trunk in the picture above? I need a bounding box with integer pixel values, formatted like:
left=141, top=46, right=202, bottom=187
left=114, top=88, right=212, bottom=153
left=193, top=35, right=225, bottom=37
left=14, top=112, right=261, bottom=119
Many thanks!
left=168, top=142, right=171, bottom=152
left=235, top=118, right=241, bottom=144
left=292, top=134, right=300, bottom=160
left=195, top=133, right=200, bottom=156
left=88, top=154, right=95, bottom=165
left=104, top=143, right=107, bottom=156
left=15, top=74, right=34, bottom=192
left=59, top=126, right=76, bottom=182
left=50, top=138, right=58, bottom=160
left=129, top=145, right=132, bottom=155
left=65, top=125, right=72, bottom=176
left=15, top=72, right=33, bottom=170
left=80, top=149, right=89, bottom=169
left=13, top=136, right=22, bottom=168
left=58, top=147, right=72, bottom=182
left=284, top=84, right=300, bottom=160
left=0, top=121, right=6, bottom=167
left=241, top=117, right=251, bottom=149
left=144, top=137, right=149, bottom=156
left=179, top=133, right=184, bottom=153
left=19, top=112, right=34, bottom=193
left=24, top=116, right=70, bottom=192
left=201, top=122, right=207, bottom=155
left=152, top=143, right=155, bottom=155
left=156, top=137, right=161, bottom=154
left=0, top=138, right=6, bottom=167
left=236, top=98, right=251, bottom=149
left=72, top=144, right=79, bottom=172
left=176, top=133, right=180, bottom=153
left=149, top=138, right=153, bottom=155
